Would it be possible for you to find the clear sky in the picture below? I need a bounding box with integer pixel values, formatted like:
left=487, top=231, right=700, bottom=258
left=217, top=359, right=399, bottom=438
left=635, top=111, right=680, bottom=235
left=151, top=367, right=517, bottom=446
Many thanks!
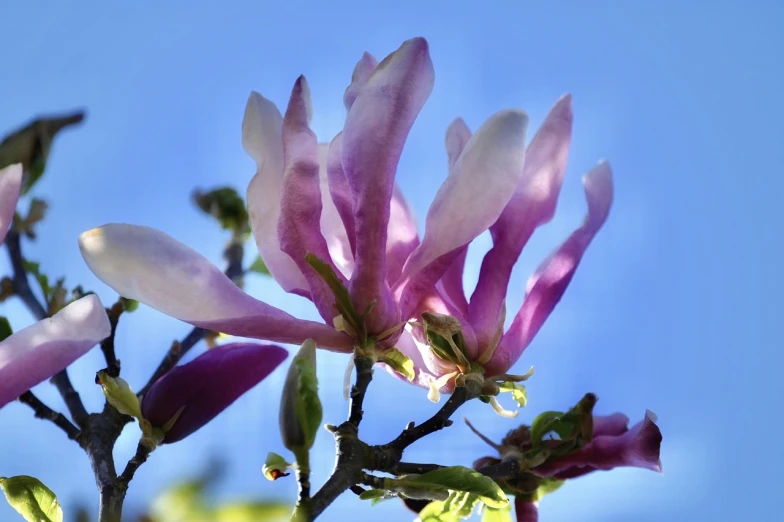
left=1, top=1, right=782, bottom=521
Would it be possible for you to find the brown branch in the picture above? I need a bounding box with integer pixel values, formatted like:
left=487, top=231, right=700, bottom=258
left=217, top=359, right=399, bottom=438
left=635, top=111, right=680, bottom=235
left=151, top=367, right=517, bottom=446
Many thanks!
left=5, top=229, right=89, bottom=425
left=119, top=442, right=154, bottom=485
left=18, top=391, right=80, bottom=440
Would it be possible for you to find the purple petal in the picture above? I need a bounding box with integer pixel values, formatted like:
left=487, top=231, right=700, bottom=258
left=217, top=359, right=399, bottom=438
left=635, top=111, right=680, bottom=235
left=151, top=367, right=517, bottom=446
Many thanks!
left=435, top=118, right=473, bottom=314
left=469, top=96, right=573, bottom=347
left=141, top=343, right=288, bottom=443
left=593, top=413, right=630, bottom=437
left=385, top=184, right=419, bottom=286
left=342, top=37, right=434, bottom=332
left=278, top=77, right=349, bottom=323
left=487, top=162, right=614, bottom=376
left=79, top=224, right=351, bottom=352
left=533, top=410, right=663, bottom=479
left=243, top=91, right=309, bottom=295
left=0, top=163, right=23, bottom=244
left=396, top=110, right=529, bottom=319
left=0, top=295, right=110, bottom=408
left=343, top=52, right=378, bottom=110
left=326, top=133, right=357, bottom=259
left=515, top=499, right=539, bottom=522
left=318, top=142, right=354, bottom=278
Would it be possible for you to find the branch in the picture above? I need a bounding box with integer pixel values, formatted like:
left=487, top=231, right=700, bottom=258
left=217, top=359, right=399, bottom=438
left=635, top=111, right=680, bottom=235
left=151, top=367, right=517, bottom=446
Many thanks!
left=18, top=391, right=81, bottom=440
left=99, top=302, right=123, bottom=376
left=4, top=229, right=89, bottom=425
left=347, top=355, right=374, bottom=429
left=390, top=462, right=444, bottom=475
left=118, top=442, right=154, bottom=485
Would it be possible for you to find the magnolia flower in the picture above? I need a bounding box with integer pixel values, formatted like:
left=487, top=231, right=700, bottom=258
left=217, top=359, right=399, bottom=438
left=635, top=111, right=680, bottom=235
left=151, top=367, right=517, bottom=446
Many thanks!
left=472, top=411, right=662, bottom=522
left=0, top=163, right=111, bottom=408
left=141, top=342, right=288, bottom=443
left=394, top=95, right=614, bottom=397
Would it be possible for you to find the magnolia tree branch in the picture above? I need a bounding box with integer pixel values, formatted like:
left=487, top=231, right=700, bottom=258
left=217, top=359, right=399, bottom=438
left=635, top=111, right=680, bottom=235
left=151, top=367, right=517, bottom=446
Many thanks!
left=118, top=442, right=154, bottom=485
left=305, top=364, right=482, bottom=521
left=17, top=391, right=81, bottom=440
left=5, top=229, right=89, bottom=425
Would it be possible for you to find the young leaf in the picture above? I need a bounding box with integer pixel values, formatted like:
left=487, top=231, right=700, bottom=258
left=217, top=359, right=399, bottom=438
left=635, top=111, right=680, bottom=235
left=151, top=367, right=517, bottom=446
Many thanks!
left=248, top=256, right=270, bottom=276
left=121, top=297, right=140, bottom=312
left=358, top=489, right=386, bottom=501
left=305, top=254, right=360, bottom=329
left=379, top=347, right=415, bottom=381
left=406, top=466, right=508, bottom=509
left=262, top=452, right=292, bottom=481
left=192, top=187, right=251, bottom=237
left=96, top=370, right=142, bottom=420
left=0, top=317, right=12, bottom=342
left=498, top=382, right=527, bottom=408
left=481, top=503, right=513, bottom=522
left=529, top=411, right=564, bottom=447
left=0, top=475, right=63, bottom=522
left=212, top=501, right=291, bottom=521
left=529, top=478, right=565, bottom=501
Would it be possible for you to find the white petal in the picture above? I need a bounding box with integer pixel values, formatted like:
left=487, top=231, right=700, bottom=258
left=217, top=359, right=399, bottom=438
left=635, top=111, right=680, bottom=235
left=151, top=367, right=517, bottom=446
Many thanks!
left=0, top=163, right=23, bottom=244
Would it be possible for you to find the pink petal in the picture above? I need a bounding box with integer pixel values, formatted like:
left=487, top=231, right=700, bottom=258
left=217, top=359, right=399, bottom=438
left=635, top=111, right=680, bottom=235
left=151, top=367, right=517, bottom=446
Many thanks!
left=342, top=37, right=434, bottom=332
left=325, top=133, right=357, bottom=259
left=0, top=163, right=23, bottom=244
left=385, top=184, right=419, bottom=286
left=79, top=224, right=351, bottom=351
left=141, top=343, right=288, bottom=443
left=396, top=110, right=529, bottom=319
left=318, top=142, right=354, bottom=278
left=380, top=329, right=437, bottom=390
left=533, top=410, right=663, bottom=479
left=593, top=413, right=630, bottom=437
left=487, top=162, right=614, bottom=376
left=0, top=295, right=111, bottom=408
left=343, top=52, right=378, bottom=110
left=436, top=118, right=473, bottom=314
left=469, top=96, right=573, bottom=347
left=515, top=499, right=539, bottom=522
left=244, top=91, right=309, bottom=295
left=278, top=77, right=349, bottom=323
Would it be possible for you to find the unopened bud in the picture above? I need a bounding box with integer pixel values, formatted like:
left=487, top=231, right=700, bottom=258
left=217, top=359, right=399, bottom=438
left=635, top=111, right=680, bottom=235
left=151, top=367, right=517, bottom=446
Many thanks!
left=96, top=370, right=142, bottom=419
left=262, top=452, right=292, bottom=481
left=279, top=339, right=322, bottom=452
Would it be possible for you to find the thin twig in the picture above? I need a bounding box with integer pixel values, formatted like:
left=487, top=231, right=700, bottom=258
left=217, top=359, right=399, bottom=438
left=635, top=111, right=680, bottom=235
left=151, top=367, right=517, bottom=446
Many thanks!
left=347, top=356, right=374, bottom=429
left=99, top=302, right=123, bottom=376
left=390, top=462, right=444, bottom=475
left=5, top=229, right=89, bottom=426
left=119, top=442, right=154, bottom=485
left=18, top=391, right=81, bottom=440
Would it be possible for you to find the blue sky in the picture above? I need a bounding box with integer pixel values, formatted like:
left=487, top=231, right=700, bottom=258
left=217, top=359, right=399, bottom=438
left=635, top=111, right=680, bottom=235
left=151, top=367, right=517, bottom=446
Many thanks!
left=1, top=1, right=782, bottom=521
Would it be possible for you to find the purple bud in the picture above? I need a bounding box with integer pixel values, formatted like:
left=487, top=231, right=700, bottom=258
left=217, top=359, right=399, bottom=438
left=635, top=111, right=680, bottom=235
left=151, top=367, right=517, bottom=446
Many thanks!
left=141, top=342, right=288, bottom=443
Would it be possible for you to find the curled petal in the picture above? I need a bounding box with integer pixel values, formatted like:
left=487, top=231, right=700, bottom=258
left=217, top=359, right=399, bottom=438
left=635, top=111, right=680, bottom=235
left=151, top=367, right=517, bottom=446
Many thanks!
left=397, top=110, right=529, bottom=319
left=0, top=163, right=23, bottom=244
left=0, top=295, right=110, bottom=408
left=515, top=499, right=539, bottom=522
left=141, top=343, right=288, bottom=443
left=488, top=162, right=614, bottom=375
left=244, top=92, right=309, bottom=294
left=318, top=143, right=354, bottom=278
left=278, top=76, right=348, bottom=322
left=325, top=133, right=357, bottom=260
left=533, top=410, right=663, bottom=479
left=469, top=96, right=572, bottom=346
left=343, top=52, right=378, bottom=110
left=79, top=224, right=351, bottom=351
left=342, top=37, right=434, bottom=332
left=593, top=413, right=630, bottom=437
left=386, top=184, right=419, bottom=285
left=436, top=119, right=472, bottom=314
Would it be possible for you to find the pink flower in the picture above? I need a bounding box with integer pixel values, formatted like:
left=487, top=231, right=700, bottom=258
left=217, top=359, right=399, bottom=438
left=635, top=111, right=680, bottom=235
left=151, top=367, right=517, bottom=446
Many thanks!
left=393, top=95, right=614, bottom=392
left=0, top=164, right=111, bottom=408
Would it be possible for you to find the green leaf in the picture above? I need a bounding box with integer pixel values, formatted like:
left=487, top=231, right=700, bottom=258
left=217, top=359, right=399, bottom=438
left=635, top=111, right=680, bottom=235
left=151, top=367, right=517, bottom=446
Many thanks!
left=96, top=370, right=142, bottom=420
left=22, top=260, right=50, bottom=299
left=530, top=478, right=565, bottom=502
left=358, top=489, right=386, bottom=501
left=149, top=479, right=210, bottom=522
left=305, top=254, right=360, bottom=329
left=0, top=317, right=13, bottom=342
left=192, top=187, right=250, bottom=237
left=498, top=382, right=527, bottom=408
left=379, top=347, right=415, bottom=381
left=405, top=466, right=508, bottom=509
left=212, top=501, right=290, bottom=521
left=0, top=112, right=85, bottom=194
left=0, top=475, right=63, bottom=522
left=481, top=503, right=513, bottom=522
left=529, top=411, right=565, bottom=447
left=248, top=256, right=270, bottom=276
left=294, top=356, right=322, bottom=450
left=262, top=452, right=292, bottom=481
left=417, top=492, right=481, bottom=521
